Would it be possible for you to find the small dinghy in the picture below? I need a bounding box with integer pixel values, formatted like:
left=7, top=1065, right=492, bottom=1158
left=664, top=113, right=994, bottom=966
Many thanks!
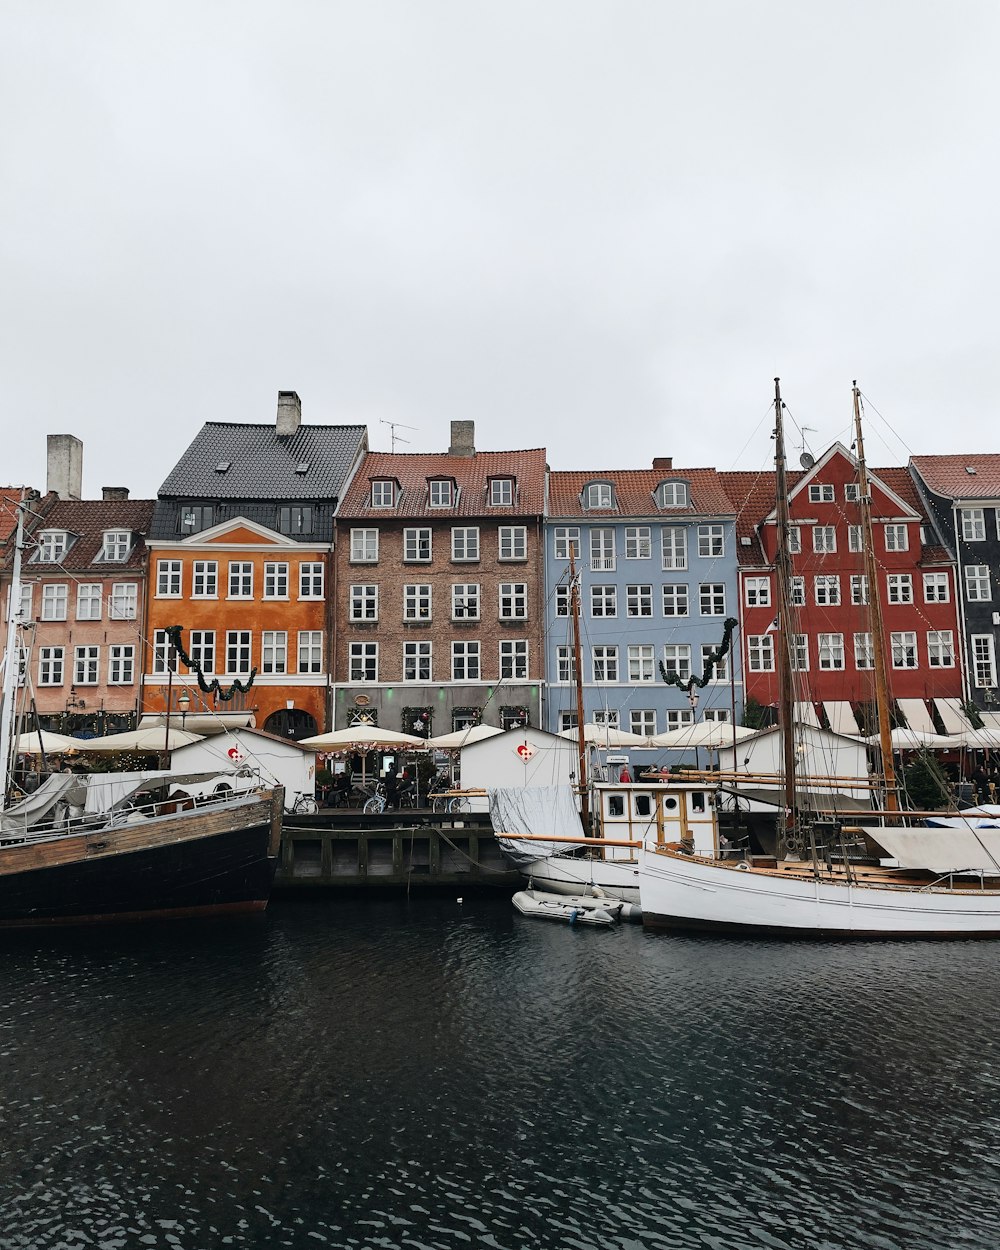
left=512, top=887, right=638, bottom=926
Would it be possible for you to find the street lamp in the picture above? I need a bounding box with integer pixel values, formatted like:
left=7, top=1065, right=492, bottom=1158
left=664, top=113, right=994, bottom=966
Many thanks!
left=178, top=688, right=191, bottom=731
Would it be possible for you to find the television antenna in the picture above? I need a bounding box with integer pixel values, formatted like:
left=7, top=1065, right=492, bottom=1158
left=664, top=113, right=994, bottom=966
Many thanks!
left=798, top=426, right=817, bottom=470
left=379, top=419, right=419, bottom=452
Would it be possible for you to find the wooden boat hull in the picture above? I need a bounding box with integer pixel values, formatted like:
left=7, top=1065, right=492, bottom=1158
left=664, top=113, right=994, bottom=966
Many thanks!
left=639, top=844, right=1000, bottom=938
left=0, top=791, right=282, bottom=929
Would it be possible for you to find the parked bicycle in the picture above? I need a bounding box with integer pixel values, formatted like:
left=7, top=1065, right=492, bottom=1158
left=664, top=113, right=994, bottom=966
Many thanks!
left=362, top=781, right=387, bottom=814
left=288, top=791, right=319, bottom=815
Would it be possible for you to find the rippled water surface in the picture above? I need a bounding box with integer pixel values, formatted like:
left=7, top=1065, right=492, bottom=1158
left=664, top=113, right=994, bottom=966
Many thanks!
left=2, top=897, right=1000, bottom=1249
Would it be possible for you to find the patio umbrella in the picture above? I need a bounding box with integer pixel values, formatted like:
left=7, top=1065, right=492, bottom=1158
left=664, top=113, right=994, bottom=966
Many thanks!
left=557, top=723, right=652, bottom=748
left=425, top=724, right=504, bottom=750
left=299, top=725, right=429, bottom=784
left=864, top=727, right=961, bottom=751
left=14, top=730, right=78, bottom=755
left=650, top=722, right=759, bottom=749
left=954, top=727, right=1000, bottom=750
left=83, top=727, right=205, bottom=752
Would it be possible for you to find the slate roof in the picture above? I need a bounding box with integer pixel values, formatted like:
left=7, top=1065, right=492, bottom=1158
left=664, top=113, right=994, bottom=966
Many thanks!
left=15, top=499, right=155, bottom=571
left=909, top=454, right=1000, bottom=500
left=547, top=468, right=735, bottom=519
left=338, top=448, right=547, bottom=519
left=157, top=422, right=368, bottom=500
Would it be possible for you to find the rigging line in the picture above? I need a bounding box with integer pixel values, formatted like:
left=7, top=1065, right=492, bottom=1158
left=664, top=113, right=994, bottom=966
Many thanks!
left=857, top=390, right=915, bottom=461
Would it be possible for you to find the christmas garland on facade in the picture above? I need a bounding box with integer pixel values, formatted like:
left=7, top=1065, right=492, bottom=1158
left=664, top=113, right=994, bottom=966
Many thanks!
left=659, top=616, right=738, bottom=698
left=165, top=625, right=257, bottom=701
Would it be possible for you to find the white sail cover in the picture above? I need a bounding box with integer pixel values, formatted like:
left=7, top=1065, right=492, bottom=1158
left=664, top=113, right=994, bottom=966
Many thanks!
left=489, top=785, right=584, bottom=868
left=867, top=826, right=1000, bottom=874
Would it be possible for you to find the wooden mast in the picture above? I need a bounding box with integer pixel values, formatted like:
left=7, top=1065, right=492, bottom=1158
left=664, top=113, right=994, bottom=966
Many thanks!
left=772, top=378, right=798, bottom=850
left=0, top=495, right=27, bottom=811
left=568, top=548, right=591, bottom=832
left=852, top=382, right=900, bottom=812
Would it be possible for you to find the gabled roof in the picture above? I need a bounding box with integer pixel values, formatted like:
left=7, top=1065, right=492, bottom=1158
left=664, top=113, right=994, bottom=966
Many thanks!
left=909, top=454, right=1000, bottom=500
left=547, top=468, right=734, bottom=519
left=158, top=422, right=367, bottom=500
left=18, top=499, right=155, bottom=571
left=338, top=448, right=547, bottom=519
left=0, top=489, right=32, bottom=543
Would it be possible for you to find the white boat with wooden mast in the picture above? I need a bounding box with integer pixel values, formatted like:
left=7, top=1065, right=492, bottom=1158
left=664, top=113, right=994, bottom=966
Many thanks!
left=637, top=381, right=1000, bottom=938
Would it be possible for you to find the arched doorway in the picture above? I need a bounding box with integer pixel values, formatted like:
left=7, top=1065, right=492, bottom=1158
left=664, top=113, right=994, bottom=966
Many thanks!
left=263, top=708, right=318, bottom=741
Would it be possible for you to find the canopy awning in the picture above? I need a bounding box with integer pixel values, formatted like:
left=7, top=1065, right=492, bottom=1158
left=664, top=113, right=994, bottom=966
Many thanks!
left=897, top=699, right=937, bottom=736
left=823, top=702, right=861, bottom=736
left=935, top=698, right=974, bottom=736
left=867, top=826, right=1000, bottom=874
left=795, top=701, right=821, bottom=728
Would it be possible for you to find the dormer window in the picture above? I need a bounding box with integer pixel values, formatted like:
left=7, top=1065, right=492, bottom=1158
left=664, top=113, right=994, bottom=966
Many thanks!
left=180, top=505, right=215, bottom=535
left=428, top=478, right=455, bottom=508
left=371, top=479, right=396, bottom=508
left=36, top=531, right=70, bottom=563
left=658, top=481, right=689, bottom=508
left=489, top=478, right=514, bottom=506
left=100, top=530, right=131, bottom=562
left=584, top=482, right=614, bottom=509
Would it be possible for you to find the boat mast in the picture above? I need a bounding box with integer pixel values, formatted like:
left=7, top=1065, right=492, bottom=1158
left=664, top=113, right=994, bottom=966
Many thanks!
left=0, top=495, right=28, bottom=812
left=852, top=382, right=900, bottom=812
left=772, top=379, right=798, bottom=847
left=568, top=548, right=591, bottom=832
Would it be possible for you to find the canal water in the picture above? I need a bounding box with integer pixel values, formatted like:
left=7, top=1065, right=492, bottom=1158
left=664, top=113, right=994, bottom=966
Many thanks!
left=1, top=897, right=999, bottom=1250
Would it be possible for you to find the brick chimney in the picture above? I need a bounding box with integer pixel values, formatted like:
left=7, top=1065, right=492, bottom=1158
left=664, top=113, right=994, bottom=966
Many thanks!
left=449, top=421, right=475, bottom=457
left=276, top=391, right=301, bottom=438
left=102, top=487, right=130, bottom=500
left=47, top=435, right=83, bottom=500
left=653, top=456, right=673, bottom=472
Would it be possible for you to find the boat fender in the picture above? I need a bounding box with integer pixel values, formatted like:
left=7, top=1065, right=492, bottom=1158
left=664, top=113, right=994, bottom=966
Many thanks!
left=592, top=908, right=614, bottom=924
left=736, top=862, right=751, bottom=871
left=617, top=902, right=643, bottom=923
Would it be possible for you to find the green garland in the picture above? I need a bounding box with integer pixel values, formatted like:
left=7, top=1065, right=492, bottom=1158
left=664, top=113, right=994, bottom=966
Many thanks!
left=165, top=625, right=257, bottom=701
left=659, top=616, right=738, bottom=697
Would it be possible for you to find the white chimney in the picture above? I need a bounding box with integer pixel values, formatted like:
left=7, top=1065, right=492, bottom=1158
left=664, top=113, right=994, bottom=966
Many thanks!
left=449, top=421, right=475, bottom=457
left=47, top=435, right=83, bottom=500
left=277, top=391, right=302, bottom=437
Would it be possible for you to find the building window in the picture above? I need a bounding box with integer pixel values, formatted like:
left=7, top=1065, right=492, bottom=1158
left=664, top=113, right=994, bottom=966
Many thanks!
left=626, top=584, right=652, bottom=617
left=592, top=645, right=618, bottom=682
left=108, top=644, right=135, bottom=684
left=300, top=562, right=324, bottom=598
left=961, top=508, right=986, bottom=541
left=847, top=525, right=862, bottom=553
left=226, top=630, right=252, bottom=674
left=157, top=560, right=182, bottom=596
left=180, top=505, right=214, bottom=535
left=891, top=631, right=918, bottom=669
left=555, top=586, right=570, bottom=616
left=665, top=710, right=694, bottom=731
left=404, top=584, right=432, bottom=621
left=350, top=584, right=378, bottom=621
left=927, top=631, right=955, bottom=668
left=745, top=577, right=770, bottom=607
left=790, top=635, right=809, bottom=672
left=499, top=583, right=527, bottom=620
left=814, top=575, right=841, bottom=606
left=818, top=633, right=845, bottom=670
left=189, top=631, right=215, bottom=674
left=152, top=630, right=177, bottom=674
left=923, top=572, right=949, bottom=603
left=593, top=709, right=619, bottom=728
left=264, top=562, right=289, bottom=598
left=854, top=633, right=874, bottom=671
left=884, top=524, right=908, bottom=552
left=698, top=525, right=725, bottom=558
left=100, top=530, right=131, bottom=561
left=662, top=644, right=691, bottom=682
left=404, top=641, right=432, bottom=681
left=589, top=528, right=615, bottom=571
left=808, top=484, right=834, bottom=503
left=628, top=645, right=655, bottom=683
left=590, top=585, right=617, bottom=617
left=74, top=645, right=99, bottom=685
left=261, top=631, right=287, bottom=674
left=38, top=646, right=64, bottom=685
left=499, top=526, right=527, bottom=560
left=658, top=481, right=689, bottom=508
left=812, top=526, right=837, bottom=553
left=452, top=527, right=479, bottom=561
left=558, top=710, right=579, bottom=733
left=371, top=479, right=395, bottom=508
left=787, top=526, right=801, bottom=554
left=699, top=583, right=726, bottom=615
left=844, top=483, right=860, bottom=502
left=348, top=641, right=377, bottom=682
left=553, top=528, right=581, bottom=559
left=429, top=479, right=453, bottom=508
left=966, top=565, right=992, bottom=601
left=452, top=641, right=480, bottom=680
left=500, top=640, right=528, bottom=680
left=850, top=574, right=868, bottom=606
left=490, top=478, right=513, bottom=506
left=404, top=528, right=432, bottom=562
left=790, top=576, right=805, bottom=605
left=701, top=643, right=729, bottom=682
left=192, top=560, right=218, bottom=597
left=748, top=635, right=774, bottom=672
left=662, top=527, right=688, bottom=570
left=972, top=635, right=998, bottom=689
left=41, top=584, right=68, bottom=621
left=110, top=582, right=137, bottom=620
left=36, top=531, right=69, bottom=563
left=585, top=483, right=613, bottom=509
left=278, top=506, right=313, bottom=535
left=452, top=583, right=480, bottom=620
left=661, top=584, right=689, bottom=617
left=228, top=562, right=253, bottom=598
left=703, top=708, right=731, bottom=723
left=76, top=583, right=102, bottom=620
left=625, top=527, right=651, bottom=559
left=887, top=573, right=913, bottom=604
left=631, top=709, right=657, bottom=736
left=351, top=529, right=378, bottom=562
left=299, top=631, right=324, bottom=675
left=556, top=646, right=576, bottom=683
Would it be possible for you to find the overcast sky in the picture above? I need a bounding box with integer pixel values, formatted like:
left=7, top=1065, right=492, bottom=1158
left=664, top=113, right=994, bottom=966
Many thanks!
left=2, top=2, right=997, bottom=500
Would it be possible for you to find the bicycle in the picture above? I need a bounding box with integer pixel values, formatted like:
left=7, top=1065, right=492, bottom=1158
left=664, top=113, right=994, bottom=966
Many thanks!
left=288, top=791, right=319, bottom=815
left=362, top=782, right=387, bottom=814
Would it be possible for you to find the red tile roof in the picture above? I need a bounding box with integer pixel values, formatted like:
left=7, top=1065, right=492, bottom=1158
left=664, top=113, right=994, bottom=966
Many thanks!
left=0, top=489, right=29, bottom=543
left=909, top=454, right=1000, bottom=500
left=17, top=499, right=156, bottom=572
left=547, top=468, right=734, bottom=518
left=338, top=448, right=547, bottom=519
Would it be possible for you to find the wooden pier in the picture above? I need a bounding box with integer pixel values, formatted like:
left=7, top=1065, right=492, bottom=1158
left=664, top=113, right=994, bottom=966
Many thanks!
left=273, top=808, right=521, bottom=892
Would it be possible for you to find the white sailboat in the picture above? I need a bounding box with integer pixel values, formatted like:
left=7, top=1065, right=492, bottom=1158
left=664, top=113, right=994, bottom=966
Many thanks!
left=638, top=381, right=1000, bottom=938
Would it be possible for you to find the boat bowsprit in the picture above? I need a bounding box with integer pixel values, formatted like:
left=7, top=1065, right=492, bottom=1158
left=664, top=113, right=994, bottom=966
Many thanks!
left=512, top=887, right=642, bottom=926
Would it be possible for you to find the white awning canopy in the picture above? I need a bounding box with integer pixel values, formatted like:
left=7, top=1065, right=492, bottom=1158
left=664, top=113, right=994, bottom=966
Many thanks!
left=823, top=702, right=861, bottom=736
left=795, top=701, right=821, bottom=728
left=897, top=698, right=937, bottom=736
left=868, top=826, right=1000, bottom=875
left=935, top=698, right=974, bottom=736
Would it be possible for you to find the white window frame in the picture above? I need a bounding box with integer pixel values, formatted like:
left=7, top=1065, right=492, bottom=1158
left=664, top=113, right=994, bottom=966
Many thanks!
left=627, top=584, right=653, bottom=617
left=74, top=645, right=99, bottom=685
left=225, top=630, right=253, bottom=675
left=884, top=524, right=908, bottom=552
left=490, top=478, right=513, bottom=506
left=428, top=479, right=453, bottom=508
left=589, top=528, right=615, bottom=572
left=41, top=583, right=68, bottom=621
left=745, top=577, right=770, bottom=608
left=631, top=709, right=657, bottom=737
left=76, top=583, right=102, bottom=620
left=887, top=573, right=913, bottom=604
left=350, top=529, right=378, bottom=563
left=891, top=631, right=918, bottom=670
left=100, top=530, right=131, bottom=561
left=403, top=583, right=432, bottom=621
left=350, top=584, right=379, bottom=621
left=228, top=562, right=253, bottom=598
left=699, top=583, right=726, bottom=615
left=850, top=574, right=868, bottom=606
left=585, top=483, right=613, bottom=509
left=628, top=644, right=655, bottom=683
left=927, top=631, right=955, bottom=669
left=261, top=631, right=288, bottom=675
left=499, top=640, right=528, bottom=680
left=812, top=526, right=837, bottom=554
left=192, top=560, right=218, bottom=598
left=452, top=583, right=480, bottom=620
left=110, top=582, right=137, bottom=620
left=157, top=560, right=182, bottom=597
left=808, top=484, right=834, bottom=503
left=661, top=527, right=688, bottom=570
left=37, top=531, right=69, bottom=563
left=404, top=528, right=432, bottom=562
left=556, top=645, right=576, bottom=684
left=299, top=631, right=324, bottom=675
left=923, top=572, right=949, bottom=603
left=370, top=479, right=395, bottom=508
left=965, top=565, right=992, bottom=602
left=299, top=562, right=325, bottom=598
left=698, top=525, right=725, bottom=558
left=108, top=643, right=135, bottom=685
left=592, top=645, right=619, bottom=683
left=625, top=527, right=651, bottom=560
left=499, top=526, right=527, bottom=561
left=818, top=633, right=845, bottom=671
left=38, top=646, right=65, bottom=686
left=972, top=634, right=998, bottom=689
left=814, top=575, right=841, bottom=606
left=590, top=585, right=617, bottom=617
left=189, top=630, right=215, bottom=674
left=854, top=632, right=874, bottom=671
left=553, top=527, right=581, bottom=560
left=961, top=508, right=986, bottom=541
left=264, top=562, right=289, bottom=599
left=404, top=640, right=433, bottom=681
left=748, top=635, right=775, bottom=672
left=451, top=527, right=480, bottom=561
left=661, top=584, right=689, bottom=617
left=662, top=643, right=691, bottom=682
left=499, top=582, right=527, bottom=620
left=451, top=641, right=481, bottom=680
left=348, top=641, right=377, bottom=682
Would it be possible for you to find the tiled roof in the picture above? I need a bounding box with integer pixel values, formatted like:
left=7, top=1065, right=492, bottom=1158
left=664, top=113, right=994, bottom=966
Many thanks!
left=338, top=448, right=547, bottom=519
left=909, top=454, right=1000, bottom=500
left=0, top=489, right=32, bottom=542
left=158, top=422, right=368, bottom=500
left=19, top=499, right=155, bottom=571
left=547, top=468, right=735, bottom=518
